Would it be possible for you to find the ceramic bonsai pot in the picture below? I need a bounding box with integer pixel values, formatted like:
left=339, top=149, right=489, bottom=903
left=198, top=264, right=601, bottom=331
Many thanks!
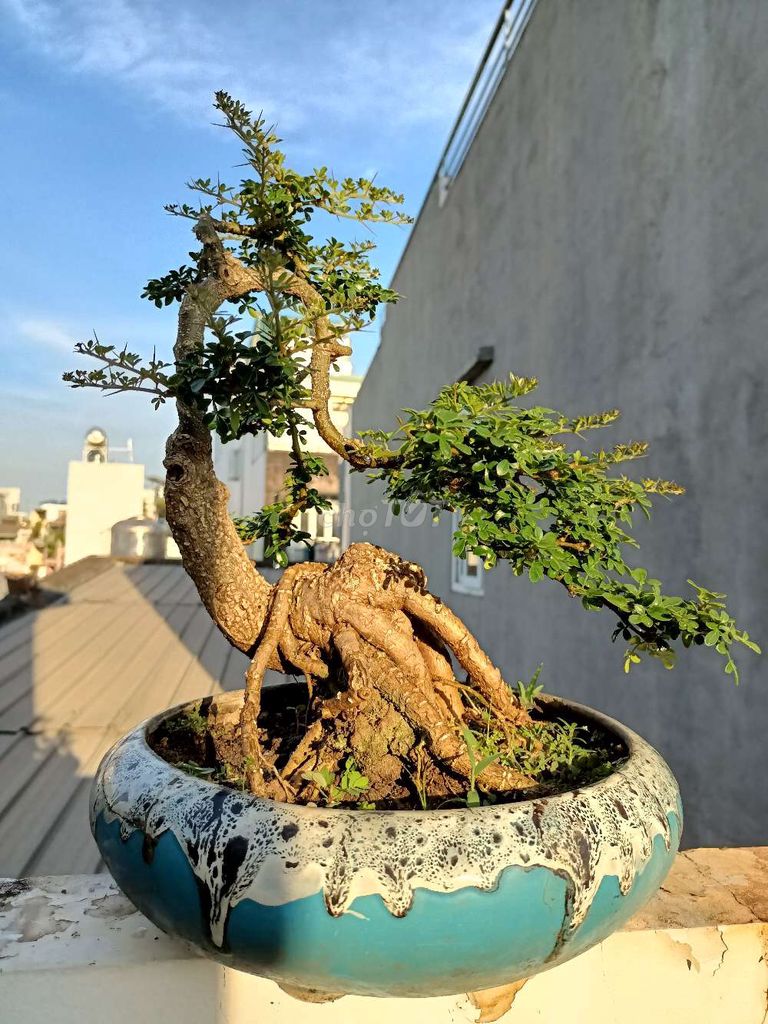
left=91, top=689, right=682, bottom=998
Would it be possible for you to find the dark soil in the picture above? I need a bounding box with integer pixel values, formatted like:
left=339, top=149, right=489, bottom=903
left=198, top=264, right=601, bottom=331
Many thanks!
left=148, top=684, right=627, bottom=810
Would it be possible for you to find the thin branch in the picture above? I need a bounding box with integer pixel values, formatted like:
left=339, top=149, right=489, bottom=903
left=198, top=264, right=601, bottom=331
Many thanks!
left=82, top=383, right=167, bottom=398
left=196, top=214, right=403, bottom=471
left=74, top=347, right=171, bottom=389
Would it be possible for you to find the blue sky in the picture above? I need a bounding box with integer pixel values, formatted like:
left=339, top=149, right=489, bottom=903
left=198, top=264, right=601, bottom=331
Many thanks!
left=0, top=0, right=499, bottom=506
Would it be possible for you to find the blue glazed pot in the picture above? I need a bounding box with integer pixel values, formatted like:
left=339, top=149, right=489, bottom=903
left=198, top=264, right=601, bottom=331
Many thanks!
left=91, top=690, right=681, bottom=998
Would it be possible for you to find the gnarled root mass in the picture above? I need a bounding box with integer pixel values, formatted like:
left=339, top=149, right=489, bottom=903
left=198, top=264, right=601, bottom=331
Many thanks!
left=225, top=542, right=536, bottom=804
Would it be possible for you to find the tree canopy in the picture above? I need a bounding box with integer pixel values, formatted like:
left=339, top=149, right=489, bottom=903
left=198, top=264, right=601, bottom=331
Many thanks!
left=65, top=92, right=758, bottom=684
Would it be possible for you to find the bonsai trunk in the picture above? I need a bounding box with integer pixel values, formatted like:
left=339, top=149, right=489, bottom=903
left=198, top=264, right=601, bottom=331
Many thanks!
left=165, top=389, right=534, bottom=803
left=162, top=223, right=533, bottom=805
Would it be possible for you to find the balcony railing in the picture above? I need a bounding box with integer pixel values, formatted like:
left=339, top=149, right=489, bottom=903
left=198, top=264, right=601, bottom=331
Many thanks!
left=438, top=0, right=539, bottom=205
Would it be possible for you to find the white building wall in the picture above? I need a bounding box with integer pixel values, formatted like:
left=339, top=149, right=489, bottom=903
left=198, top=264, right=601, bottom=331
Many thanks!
left=214, top=434, right=269, bottom=560
left=213, top=361, right=360, bottom=561
left=64, top=462, right=146, bottom=566
left=349, top=0, right=768, bottom=848
left=0, top=487, right=21, bottom=516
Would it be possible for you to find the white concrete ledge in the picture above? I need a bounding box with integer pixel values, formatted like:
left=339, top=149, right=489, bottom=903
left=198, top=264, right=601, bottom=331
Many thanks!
left=2, top=848, right=768, bottom=1023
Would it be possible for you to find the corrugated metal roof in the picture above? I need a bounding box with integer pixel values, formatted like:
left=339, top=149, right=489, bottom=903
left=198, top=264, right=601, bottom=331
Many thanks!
left=0, top=562, right=275, bottom=876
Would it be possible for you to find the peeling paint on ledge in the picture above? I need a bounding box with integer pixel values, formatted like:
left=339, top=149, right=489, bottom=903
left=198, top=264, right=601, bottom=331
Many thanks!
left=0, top=876, right=189, bottom=971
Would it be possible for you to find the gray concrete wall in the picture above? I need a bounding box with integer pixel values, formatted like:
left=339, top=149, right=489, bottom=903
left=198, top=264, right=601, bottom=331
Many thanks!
left=350, top=0, right=768, bottom=848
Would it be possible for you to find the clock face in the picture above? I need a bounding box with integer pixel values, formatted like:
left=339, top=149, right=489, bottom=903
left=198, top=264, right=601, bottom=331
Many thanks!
left=86, top=428, right=106, bottom=446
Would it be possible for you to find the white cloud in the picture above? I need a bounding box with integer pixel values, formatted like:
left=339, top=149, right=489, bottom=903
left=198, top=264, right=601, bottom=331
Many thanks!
left=4, top=312, right=168, bottom=356
left=0, top=383, right=66, bottom=404
left=1, top=0, right=498, bottom=132
left=15, top=318, right=76, bottom=351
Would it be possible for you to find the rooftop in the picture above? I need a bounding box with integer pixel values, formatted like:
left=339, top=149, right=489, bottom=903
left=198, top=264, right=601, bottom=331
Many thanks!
left=0, top=561, right=278, bottom=877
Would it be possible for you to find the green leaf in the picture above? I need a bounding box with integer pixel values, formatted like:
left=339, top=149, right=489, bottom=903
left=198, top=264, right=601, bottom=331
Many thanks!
left=528, top=562, right=544, bottom=583
left=461, top=726, right=479, bottom=753
left=476, top=752, right=501, bottom=775
left=302, top=768, right=334, bottom=790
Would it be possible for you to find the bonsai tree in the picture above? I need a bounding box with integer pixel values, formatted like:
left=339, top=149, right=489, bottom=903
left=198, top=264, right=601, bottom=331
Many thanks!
left=66, top=94, right=758, bottom=806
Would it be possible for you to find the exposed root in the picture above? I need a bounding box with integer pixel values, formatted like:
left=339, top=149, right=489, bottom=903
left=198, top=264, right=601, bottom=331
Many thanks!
left=403, top=590, right=529, bottom=726
left=240, top=564, right=310, bottom=794
left=234, top=543, right=537, bottom=804
left=280, top=720, right=324, bottom=779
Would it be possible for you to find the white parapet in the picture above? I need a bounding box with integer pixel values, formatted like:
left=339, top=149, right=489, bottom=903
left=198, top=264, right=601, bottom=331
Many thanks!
left=1, top=849, right=768, bottom=1024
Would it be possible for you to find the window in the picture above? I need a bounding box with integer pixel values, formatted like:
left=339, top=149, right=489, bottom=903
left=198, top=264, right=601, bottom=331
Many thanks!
left=450, top=511, right=484, bottom=596
left=228, top=447, right=243, bottom=482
